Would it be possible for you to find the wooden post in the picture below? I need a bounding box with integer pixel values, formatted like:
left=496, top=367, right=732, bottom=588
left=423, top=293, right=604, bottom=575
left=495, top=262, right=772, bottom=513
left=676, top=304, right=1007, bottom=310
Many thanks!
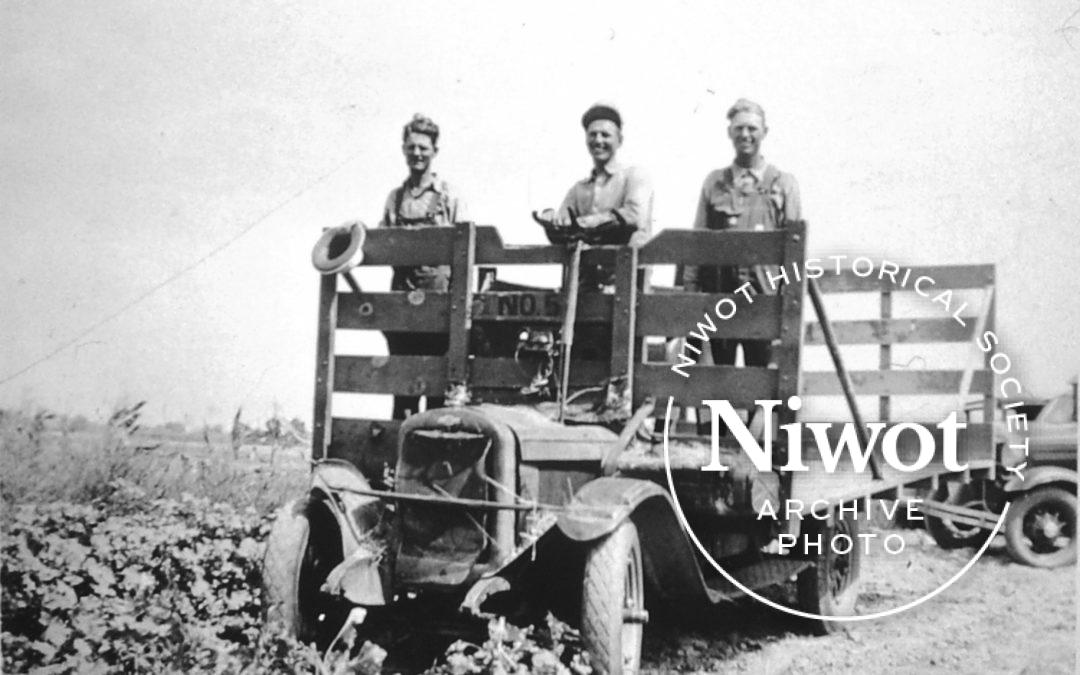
left=774, top=222, right=806, bottom=429
left=879, top=289, right=892, bottom=422
left=312, top=273, right=339, bottom=461
left=608, top=245, right=638, bottom=417
left=558, top=241, right=583, bottom=423
left=446, top=222, right=476, bottom=390
left=808, top=275, right=883, bottom=480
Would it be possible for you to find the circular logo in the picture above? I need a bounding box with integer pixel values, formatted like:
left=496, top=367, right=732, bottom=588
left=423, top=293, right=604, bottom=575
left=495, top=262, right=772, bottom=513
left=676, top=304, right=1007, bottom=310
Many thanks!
left=663, top=256, right=1026, bottom=622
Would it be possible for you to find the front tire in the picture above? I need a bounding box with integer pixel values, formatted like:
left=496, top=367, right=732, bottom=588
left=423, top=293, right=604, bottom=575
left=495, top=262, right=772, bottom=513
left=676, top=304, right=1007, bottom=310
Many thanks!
left=581, top=521, right=646, bottom=675
left=796, top=503, right=862, bottom=635
left=1004, top=487, right=1077, bottom=568
left=262, top=498, right=350, bottom=648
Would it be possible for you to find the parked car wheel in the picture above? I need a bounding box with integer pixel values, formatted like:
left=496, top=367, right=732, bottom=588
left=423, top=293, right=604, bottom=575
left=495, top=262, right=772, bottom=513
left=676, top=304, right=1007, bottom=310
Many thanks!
left=925, top=483, right=991, bottom=550
left=581, top=521, right=646, bottom=675
left=796, top=504, right=862, bottom=635
left=1004, top=486, right=1077, bottom=568
left=262, top=498, right=350, bottom=648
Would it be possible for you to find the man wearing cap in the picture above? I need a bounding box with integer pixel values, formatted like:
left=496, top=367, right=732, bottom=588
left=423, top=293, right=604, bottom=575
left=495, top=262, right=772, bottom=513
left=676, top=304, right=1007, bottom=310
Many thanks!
left=539, top=102, right=654, bottom=290
left=682, top=98, right=801, bottom=368
left=381, top=113, right=468, bottom=419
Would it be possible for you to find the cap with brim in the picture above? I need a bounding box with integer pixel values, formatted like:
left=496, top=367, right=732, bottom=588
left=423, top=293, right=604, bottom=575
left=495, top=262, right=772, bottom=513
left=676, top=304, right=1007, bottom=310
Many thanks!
left=581, top=102, right=621, bottom=129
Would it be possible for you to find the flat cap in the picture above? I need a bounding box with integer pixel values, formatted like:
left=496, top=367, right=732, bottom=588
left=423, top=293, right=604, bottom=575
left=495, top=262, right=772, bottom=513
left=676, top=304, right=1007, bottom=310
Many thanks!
left=581, top=101, right=622, bottom=129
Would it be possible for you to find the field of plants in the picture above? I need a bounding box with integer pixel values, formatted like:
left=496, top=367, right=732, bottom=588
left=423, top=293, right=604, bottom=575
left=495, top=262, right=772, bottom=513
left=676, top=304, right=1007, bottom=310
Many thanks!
left=0, top=407, right=590, bottom=674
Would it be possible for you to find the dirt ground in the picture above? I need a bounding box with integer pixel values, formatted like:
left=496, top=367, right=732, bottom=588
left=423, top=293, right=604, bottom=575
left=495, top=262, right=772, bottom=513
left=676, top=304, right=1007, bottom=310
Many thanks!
left=641, top=528, right=1077, bottom=674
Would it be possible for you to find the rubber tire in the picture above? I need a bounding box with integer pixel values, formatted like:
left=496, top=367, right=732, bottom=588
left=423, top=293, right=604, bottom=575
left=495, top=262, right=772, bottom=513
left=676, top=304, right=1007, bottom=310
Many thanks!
left=925, top=483, right=990, bottom=550
left=581, top=521, right=645, bottom=675
left=796, top=505, right=862, bottom=635
left=262, top=498, right=349, bottom=648
left=1004, top=487, right=1077, bottom=568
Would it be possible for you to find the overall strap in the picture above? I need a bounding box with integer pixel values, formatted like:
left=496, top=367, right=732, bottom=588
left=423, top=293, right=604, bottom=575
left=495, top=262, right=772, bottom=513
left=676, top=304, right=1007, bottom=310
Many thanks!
left=393, top=179, right=408, bottom=224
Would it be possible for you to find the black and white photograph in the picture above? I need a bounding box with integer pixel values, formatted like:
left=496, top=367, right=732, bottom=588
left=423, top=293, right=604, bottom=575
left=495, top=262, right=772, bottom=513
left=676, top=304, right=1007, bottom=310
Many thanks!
left=2, top=2, right=1078, bottom=673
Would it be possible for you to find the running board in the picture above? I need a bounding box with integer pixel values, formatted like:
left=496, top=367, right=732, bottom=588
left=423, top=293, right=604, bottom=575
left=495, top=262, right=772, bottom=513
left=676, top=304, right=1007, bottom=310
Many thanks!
left=912, top=499, right=1001, bottom=530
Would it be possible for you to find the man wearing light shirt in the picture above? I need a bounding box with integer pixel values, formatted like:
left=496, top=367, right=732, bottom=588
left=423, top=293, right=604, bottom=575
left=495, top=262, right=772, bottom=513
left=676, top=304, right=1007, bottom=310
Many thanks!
left=683, top=98, right=801, bottom=368
left=539, top=101, right=654, bottom=291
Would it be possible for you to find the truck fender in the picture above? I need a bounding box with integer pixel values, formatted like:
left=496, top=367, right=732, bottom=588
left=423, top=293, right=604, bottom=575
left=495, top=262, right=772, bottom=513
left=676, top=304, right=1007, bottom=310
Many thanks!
left=308, top=460, right=387, bottom=605
left=1003, top=465, right=1078, bottom=493
left=557, top=477, right=715, bottom=605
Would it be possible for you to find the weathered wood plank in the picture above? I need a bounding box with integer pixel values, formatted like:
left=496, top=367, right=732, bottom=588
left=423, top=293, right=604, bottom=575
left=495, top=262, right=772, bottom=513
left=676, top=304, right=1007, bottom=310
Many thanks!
left=338, top=292, right=450, bottom=331
left=334, top=356, right=611, bottom=394
left=639, top=229, right=787, bottom=266
left=338, top=291, right=615, bottom=331
left=789, top=424, right=995, bottom=506
left=803, top=317, right=973, bottom=345
left=633, top=364, right=777, bottom=409
left=813, top=264, right=995, bottom=293
left=636, top=294, right=782, bottom=338
left=802, top=369, right=993, bottom=397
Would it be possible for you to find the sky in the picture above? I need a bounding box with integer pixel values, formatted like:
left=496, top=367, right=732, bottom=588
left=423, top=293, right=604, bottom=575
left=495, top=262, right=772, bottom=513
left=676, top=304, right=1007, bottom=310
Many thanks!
left=2, top=1, right=1079, bottom=427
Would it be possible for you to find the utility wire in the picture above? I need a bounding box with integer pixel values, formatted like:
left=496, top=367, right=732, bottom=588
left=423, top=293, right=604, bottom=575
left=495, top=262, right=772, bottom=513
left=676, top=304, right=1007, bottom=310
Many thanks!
left=0, top=150, right=360, bottom=387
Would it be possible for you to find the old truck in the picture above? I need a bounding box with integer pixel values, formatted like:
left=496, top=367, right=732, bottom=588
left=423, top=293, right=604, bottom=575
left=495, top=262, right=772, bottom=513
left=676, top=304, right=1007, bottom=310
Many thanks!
left=263, top=220, right=1014, bottom=673
left=924, top=381, right=1077, bottom=568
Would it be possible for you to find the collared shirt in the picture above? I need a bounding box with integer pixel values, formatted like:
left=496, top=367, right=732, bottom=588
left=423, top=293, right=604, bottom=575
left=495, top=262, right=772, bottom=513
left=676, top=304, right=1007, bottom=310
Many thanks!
left=691, top=159, right=801, bottom=232
left=380, top=172, right=467, bottom=228
left=558, top=160, right=654, bottom=246
left=683, top=160, right=801, bottom=293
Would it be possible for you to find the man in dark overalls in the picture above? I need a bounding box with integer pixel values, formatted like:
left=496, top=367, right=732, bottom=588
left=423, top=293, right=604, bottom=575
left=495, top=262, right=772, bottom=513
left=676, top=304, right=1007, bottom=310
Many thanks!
left=380, top=113, right=468, bottom=419
left=683, top=98, right=801, bottom=367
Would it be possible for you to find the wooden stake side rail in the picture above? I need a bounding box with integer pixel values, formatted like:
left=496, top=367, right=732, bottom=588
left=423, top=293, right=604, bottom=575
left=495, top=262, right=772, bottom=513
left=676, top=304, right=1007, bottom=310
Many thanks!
left=314, top=221, right=997, bottom=483
left=813, top=264, right=994, bottom=293
left=356, top=225, right=789, bottom=267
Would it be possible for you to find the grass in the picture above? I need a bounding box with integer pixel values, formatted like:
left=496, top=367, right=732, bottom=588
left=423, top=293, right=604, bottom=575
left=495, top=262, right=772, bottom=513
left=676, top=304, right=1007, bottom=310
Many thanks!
left=0, top=406, right=309, bottom=513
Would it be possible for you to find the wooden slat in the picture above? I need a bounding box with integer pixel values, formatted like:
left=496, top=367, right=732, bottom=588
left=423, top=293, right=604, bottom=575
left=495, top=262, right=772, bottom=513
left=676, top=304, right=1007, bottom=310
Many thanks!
left=814, top=264, right=994, bottom=293
left=334, top=356, right=610, bottom=394
left=338, top=292, right=450, bottom=331
left=338, top=291, right=614, bottom=331
left=472, top=291, right=611, bottom=323
left=802, top=369, right=993, bottom=397
left=312, top=274, right=338, bottom=460
left=790, top=423, right=995, bottom=506
left=636, top=294, right=782, bottom=338
left=329, top=418, right=401, bottom=483
left=335, top=355, right=447, bottom=396
left=340, top=295, right=978, bottom=342
left=360, top=227, right=455, bottom=266
left=633, top=364, right=777, bottom=409
left=359, top=225, right=617, bottom=267
left=803, top=317, right=973, bottom=345
left=638, top=229, right=787, bottom=265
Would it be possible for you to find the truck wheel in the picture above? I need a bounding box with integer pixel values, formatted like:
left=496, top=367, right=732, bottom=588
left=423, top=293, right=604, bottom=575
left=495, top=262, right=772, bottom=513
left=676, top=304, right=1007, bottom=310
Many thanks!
left=1004, top=487, right=1077, bottom=568
left=796, top=505, right=861, bottom=635
left=925, top=483, right=990, bottom=550
left=262, top=498, right=349, bottom=648
left=581, top=521, right=646, bottom=675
